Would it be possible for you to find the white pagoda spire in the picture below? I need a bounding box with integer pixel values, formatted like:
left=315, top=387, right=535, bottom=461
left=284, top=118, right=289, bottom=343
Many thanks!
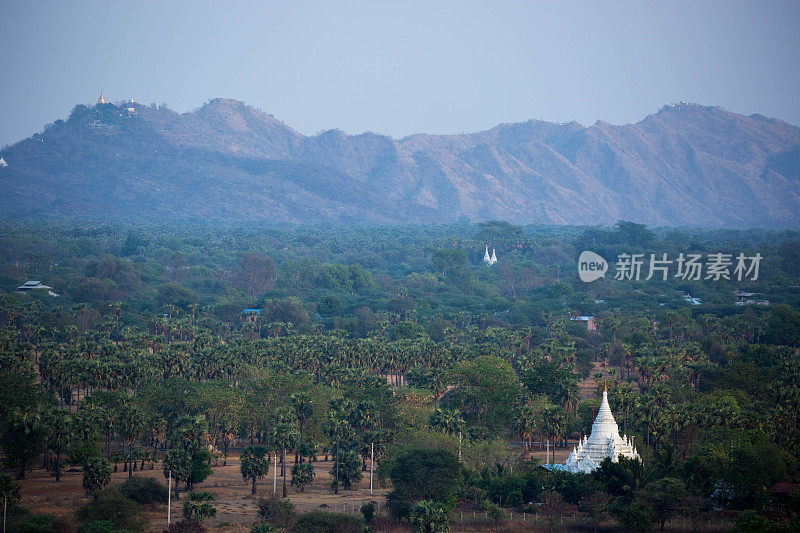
left=490, top=248, right=497, bottom=265
left=483, top=246, right=492, bottom=264
left=0, top=157, right=7, bottom=168
left=564, top=387, right=640, bottom=473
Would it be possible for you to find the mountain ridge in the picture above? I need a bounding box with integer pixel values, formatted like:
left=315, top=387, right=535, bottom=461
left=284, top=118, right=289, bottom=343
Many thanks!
left=1, top=99, right=799, bottom=227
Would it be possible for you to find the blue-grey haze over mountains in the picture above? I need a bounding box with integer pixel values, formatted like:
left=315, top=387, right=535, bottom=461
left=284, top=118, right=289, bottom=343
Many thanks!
left=1, top=0, right=799, bottom=148
left=1, top=98, right=799, bottom=227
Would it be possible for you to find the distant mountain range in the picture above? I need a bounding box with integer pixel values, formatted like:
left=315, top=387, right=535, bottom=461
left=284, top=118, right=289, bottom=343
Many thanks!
left=1, top=98, right=799, bottom=227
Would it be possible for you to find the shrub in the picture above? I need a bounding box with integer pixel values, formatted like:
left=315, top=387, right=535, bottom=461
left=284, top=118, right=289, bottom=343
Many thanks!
left=8, top=514, right=57, bottom=533
left=286, top=511, right=363, bottom=533
left=166, top=520, right=205, bottom=533
left=616, top=502, right=654, bottom=532
left=410, top=500, right=452, bottom=533
left=68, top=438, right=103, bottom=466
left=360, top=501, right=375, bottom=523
left=251, top=524, right=278, bottom=533
left=290, top=462, right=315, bottom=492
left=82, top=457, right=111, bottom=496
left=76, top=487, right=144, bottom=531
left=78, top=521, right=117, bottom=533
left=119, top=475, right=168, bottom=504
left=257, top=496, right=296, bottom=528
left=735, top=509, right=779, bottom=533
left=387, top=449, right=460, bottom=519
left=182, top=491, right=217, bottom=522
left=329, top=450, right=361, bottom=490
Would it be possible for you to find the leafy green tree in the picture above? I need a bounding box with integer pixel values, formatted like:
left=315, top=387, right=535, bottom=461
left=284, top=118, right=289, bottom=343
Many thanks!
left=1, top=408, right=47, bottom=479
left=593, top=456, right=648, bottom=502
left=539, top=491, right=571, bottom=533
left=520, top=362, right=578, bottom=405
left=615, top=501, right=653, bottom=532
left=387, top=449, right=460, bottom=519
left=82, top=457, right=112, bottom=496
left=329, top=450, right=361, bottom=490
left=170, top=416, right=213, bottom=491
left=447, top=355, right=522, bottom=430
left=429, top=408, right=464, bottom=436
left=164, top=449, right=192, bottom=495
left=580, top=491, right=612, bottom=533
left=637, top=478, right=690, bottom=533
left=233, top=253, right=277, bottom=298
left=765, top=305, right=800, bottom=347
left=290, top=462, right=315, bottom=492
left=0, top=473, right=21, bottom=532
left=241, top=445, right=270, bottom=495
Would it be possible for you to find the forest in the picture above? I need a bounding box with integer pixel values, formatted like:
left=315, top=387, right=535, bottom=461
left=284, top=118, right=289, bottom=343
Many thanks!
left=1, top=219, right=800, bottom=532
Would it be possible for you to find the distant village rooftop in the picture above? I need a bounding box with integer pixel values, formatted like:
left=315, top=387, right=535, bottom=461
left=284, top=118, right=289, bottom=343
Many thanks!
left=16, top=280, right=59, bottom=297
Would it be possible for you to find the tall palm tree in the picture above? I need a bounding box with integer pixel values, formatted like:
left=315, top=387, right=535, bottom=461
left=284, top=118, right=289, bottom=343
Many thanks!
left=269, top=408, right=298, bottom=498
left=290, top=393, right=313, bottom=463
left=117, top=403, right=143, bottom=478
left=46, top=408, right=72, bottom=482
left=323, top=399, right=352, bottom=495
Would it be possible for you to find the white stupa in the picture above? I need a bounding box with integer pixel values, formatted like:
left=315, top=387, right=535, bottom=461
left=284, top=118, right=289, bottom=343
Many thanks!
left=565, top=387, right=640, bottom=473
left=0, top=157, right=7, bottom=168
left=483, top=246, right=498, bottom=265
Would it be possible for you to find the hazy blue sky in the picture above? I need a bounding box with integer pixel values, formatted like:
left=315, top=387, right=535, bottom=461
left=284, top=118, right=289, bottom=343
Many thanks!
left=1, top=0, right=799, bottom=147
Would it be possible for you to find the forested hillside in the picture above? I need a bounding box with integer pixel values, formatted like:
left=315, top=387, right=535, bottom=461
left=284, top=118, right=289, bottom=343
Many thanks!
left=2, top=221, right=800, bottom=530
left=2, top=99, right=799, bottom=226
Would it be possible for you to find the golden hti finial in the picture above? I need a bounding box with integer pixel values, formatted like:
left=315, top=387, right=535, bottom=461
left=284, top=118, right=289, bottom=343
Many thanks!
left=98, top=91, right=107, bottom=104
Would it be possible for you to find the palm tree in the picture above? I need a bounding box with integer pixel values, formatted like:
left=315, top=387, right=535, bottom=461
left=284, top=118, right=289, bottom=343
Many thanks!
left=4, top=408, right=47, bottom=479
left=240, top=445, right=270, bottom=494
left=46, top=408, right=72, bottom=482
left=515, top=405, right=537, bottom=453
left=117, top=403, right=143, bottom=478
left=323, top=399, right=352, bottom=495
left=290, top=393, right=313, bottom=463
left=269, top=408, right=298, bottom=498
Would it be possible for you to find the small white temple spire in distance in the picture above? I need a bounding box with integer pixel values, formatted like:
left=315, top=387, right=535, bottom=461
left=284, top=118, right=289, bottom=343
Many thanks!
left=565, top=387, right=640, bottom=473
left=483, top=246, right=498, bottom=265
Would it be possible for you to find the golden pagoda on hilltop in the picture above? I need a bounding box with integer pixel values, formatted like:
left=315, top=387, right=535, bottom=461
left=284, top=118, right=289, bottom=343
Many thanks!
left=98, top=91, right=107, bottom=105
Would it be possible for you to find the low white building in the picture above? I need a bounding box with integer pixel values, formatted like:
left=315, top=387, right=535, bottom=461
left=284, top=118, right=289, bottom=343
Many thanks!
left=564, top=388, right=639, bottom=473
left=16, top=280, right=59, bottom=297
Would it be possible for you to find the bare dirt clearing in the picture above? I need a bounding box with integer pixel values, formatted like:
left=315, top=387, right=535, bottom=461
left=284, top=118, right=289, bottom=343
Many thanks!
left=15, top=454, right=389, bottom=532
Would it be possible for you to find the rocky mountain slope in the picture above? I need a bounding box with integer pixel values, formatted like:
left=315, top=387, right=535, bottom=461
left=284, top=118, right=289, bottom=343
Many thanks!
left=1, top=98, right=798, bottom=227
